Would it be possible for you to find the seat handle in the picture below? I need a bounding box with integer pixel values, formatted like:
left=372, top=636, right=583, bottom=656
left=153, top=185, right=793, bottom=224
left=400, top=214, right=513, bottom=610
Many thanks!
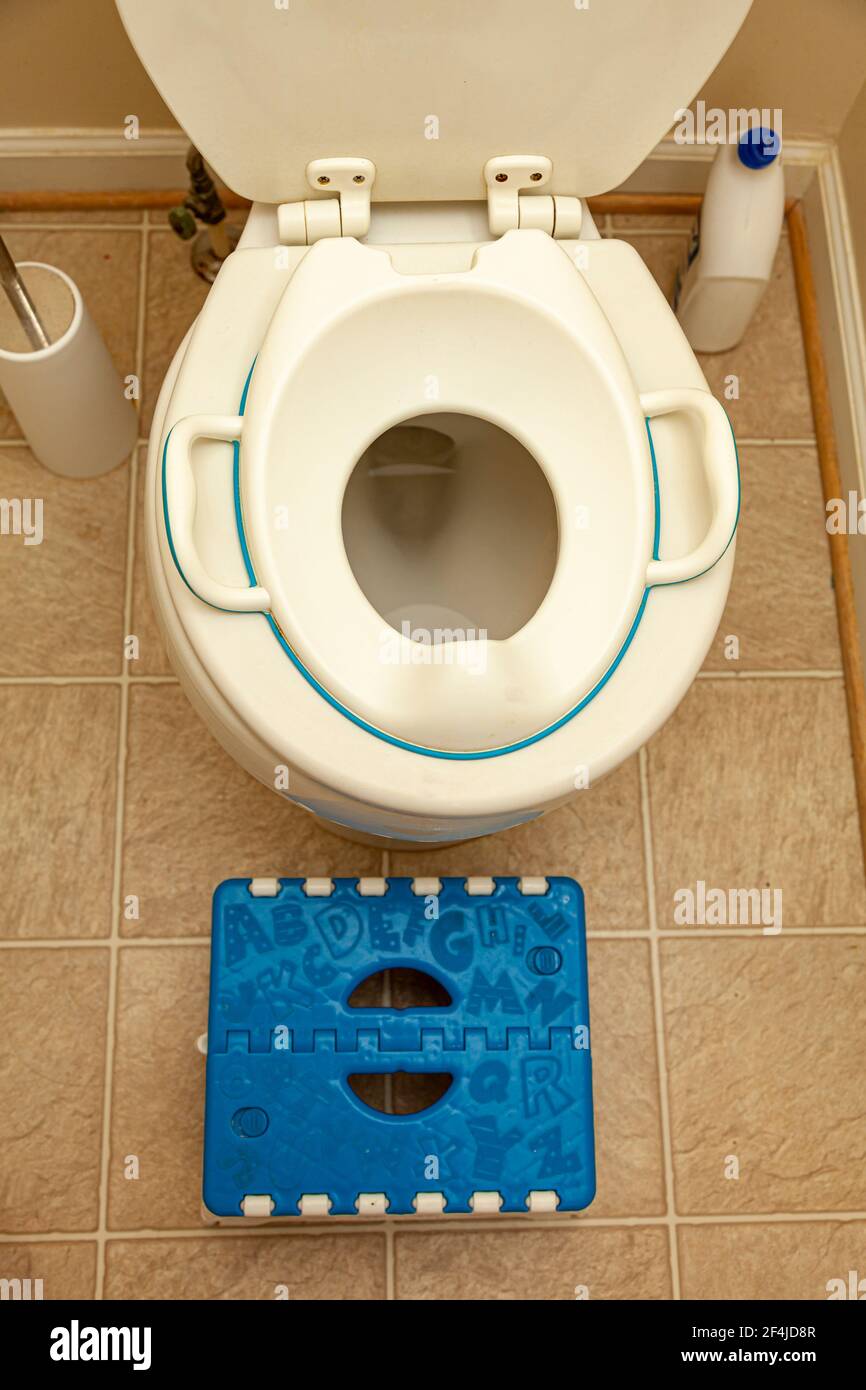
left=162, top=414, right=270, bottom=613
left=641, top=389, right=739, bottom=587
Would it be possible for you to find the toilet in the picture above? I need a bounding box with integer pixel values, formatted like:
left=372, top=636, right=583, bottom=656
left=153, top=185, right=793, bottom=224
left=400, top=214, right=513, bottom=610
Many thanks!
left=118, top=0, right=751, bottom=845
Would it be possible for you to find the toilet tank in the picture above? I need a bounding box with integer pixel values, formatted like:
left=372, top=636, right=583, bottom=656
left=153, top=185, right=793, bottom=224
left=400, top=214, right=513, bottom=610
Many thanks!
left=116, top=0, right=752, bottom=203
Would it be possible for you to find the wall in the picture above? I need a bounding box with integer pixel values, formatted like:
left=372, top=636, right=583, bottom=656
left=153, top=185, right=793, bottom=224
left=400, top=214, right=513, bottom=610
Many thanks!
left=839, top=77, right=866, bottom=317
left=0, top=0, right=172, bottom=130
left=694, top=0, right=866, bottom=140
left=1, top=0, right=866, bottom=142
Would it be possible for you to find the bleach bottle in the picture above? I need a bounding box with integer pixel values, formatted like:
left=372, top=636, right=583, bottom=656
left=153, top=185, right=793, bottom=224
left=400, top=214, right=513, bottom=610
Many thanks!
left=675, top=127, right=784, bottom=353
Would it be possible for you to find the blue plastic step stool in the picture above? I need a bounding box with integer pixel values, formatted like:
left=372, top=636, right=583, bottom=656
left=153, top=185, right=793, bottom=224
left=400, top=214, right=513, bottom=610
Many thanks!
left=203, top=875, right=595, bottom=1216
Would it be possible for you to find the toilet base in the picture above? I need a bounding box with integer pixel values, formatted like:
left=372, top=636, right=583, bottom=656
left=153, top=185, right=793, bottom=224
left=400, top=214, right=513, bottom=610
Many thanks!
left=308, top=809, right=466, bottom=853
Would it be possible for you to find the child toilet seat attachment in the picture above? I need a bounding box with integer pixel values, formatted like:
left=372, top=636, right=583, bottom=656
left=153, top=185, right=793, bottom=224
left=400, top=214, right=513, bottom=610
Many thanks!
left=163, top=233, right=739, bottom=757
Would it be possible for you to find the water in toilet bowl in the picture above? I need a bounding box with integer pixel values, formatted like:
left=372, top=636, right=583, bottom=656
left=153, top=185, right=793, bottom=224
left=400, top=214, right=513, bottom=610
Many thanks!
left=342, top=411, right=559, bottom=642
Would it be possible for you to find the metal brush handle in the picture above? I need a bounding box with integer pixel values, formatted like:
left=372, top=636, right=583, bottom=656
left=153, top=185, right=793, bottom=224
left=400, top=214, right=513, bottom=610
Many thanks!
left=0, top=233, right=50, bottom=350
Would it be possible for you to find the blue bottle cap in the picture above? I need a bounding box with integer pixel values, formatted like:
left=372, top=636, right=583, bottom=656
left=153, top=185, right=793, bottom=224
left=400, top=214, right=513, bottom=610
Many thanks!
left=737, top=127, right=781, bottom=169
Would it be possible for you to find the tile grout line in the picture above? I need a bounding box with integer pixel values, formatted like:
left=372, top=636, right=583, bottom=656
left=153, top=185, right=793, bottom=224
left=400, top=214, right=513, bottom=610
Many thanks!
left=0, top=675, right=178, bottom=686
left=639, top=744, right=681, bottom=1299
left=0, top=435, right=816, bottom=449
left=0, top=672, right=845, bottom=687
left=93, top=217, right=149, bottom=1302
left=384, top=1224, right=396, bottom=1299
left=735, top=437, right=818, bottom=447
left=696, top=670, right=844, bottom=680
left=614, top=226, right=784, bottom=242
left=93, top=453, right=136, bottom=1300
left=6, top=1207, right=866, bottom=1245
left=0, top=435, right=827, bottom=448
left=0, top=433, right=828, bottom=447
left=5, top=931, right=866, bottom=952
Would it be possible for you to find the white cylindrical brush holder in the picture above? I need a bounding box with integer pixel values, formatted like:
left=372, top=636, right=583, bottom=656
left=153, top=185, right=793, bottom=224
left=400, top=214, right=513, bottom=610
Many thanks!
left=0, top=262, right=137, bottom=478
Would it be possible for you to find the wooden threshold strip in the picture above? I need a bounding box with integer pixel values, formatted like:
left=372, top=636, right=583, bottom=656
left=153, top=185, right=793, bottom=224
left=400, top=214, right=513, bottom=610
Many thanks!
left=787, top=200, right=866, bottom=870
left=0, top=188, right=797, bottom=217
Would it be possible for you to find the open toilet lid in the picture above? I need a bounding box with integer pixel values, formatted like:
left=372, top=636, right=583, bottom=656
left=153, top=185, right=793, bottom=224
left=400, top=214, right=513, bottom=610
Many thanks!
left=232, top=234, right=657, bottom=754
left=117, top=0, right=753, bottom=203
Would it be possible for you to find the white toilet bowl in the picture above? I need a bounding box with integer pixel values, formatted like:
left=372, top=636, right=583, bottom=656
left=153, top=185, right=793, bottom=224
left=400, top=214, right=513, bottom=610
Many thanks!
left=119, top=0, right=751, bottom=844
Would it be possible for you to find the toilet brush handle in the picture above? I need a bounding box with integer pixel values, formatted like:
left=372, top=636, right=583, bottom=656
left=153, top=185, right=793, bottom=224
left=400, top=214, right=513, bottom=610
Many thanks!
left=162, top=413, right=271, bottom=612
left=0, top=234, right=51, bottom=351
left=641, top=388, right=740, bottom=586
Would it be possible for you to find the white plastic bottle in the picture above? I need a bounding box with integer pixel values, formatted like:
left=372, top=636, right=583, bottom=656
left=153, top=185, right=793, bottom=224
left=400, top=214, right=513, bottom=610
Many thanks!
left=675, top=127, right=784, bottom=353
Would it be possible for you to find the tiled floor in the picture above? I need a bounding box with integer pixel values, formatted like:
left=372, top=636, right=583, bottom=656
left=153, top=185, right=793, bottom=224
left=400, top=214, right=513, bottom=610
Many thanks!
left=1, top=207, right=863, bottom=1301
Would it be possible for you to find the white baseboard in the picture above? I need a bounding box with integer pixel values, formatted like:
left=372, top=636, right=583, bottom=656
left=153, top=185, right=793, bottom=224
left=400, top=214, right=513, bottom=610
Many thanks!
left=0, top=128, right=828, bottom=200
left=615, top=133, right=822, bottom=200
left=0, top=129, right=190, bottom=191
left=807, top=148, right=866, bottom=494
left=800, top=147, right=866, bottom=673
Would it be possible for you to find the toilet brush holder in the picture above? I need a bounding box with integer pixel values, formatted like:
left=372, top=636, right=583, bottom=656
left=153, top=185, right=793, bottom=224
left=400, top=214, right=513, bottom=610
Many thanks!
left=0, top=260, right=137, bottom=478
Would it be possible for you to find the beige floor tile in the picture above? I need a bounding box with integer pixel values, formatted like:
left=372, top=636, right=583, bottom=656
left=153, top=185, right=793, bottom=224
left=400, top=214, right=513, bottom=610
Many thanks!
left=701, top=446, right=840, bottom=671
left=586, top=940, right=665, bottom=1216
left=122, top=685, right=381, bottom=936
left=141, top=231, right=211, bottom=433
left=0, top=228, right=141, bottom=439
left=394, top=1225, right=672, bottom=1299
left=679, top=1221, right=866, bottom=1300
left=0, top=1241, right=98, bottom=1298
left=390, top=757, right=647, bottom=930
left=661, top=938, right=866, bottom=1215
left=618, top=231, right=690, bottom=300
left=648, top=680, right=866, bottom=927
left=140, top=213, right=250, bottom=431
left=696, top=237, right=814, bottom=440
left=108, top=947, right=209, bottom=1231
left=104, top=1233, right=386, bottom=1299
left=130, top=448, right=171, bottom=675
left=0, top=447, right=129, bottom=676
left=0, top=949, right=108, bottom=1232
left=0, top=685, right=119, bottom=938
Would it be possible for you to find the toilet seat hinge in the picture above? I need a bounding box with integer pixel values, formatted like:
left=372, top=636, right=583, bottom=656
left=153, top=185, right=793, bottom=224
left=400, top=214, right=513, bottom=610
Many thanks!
left=277, top=157, right=376, bottom=245
left=484, top=155, right=582, bottom=240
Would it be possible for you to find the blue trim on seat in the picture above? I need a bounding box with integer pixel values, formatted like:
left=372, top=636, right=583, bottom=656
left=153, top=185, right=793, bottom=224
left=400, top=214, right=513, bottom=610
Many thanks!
left=161, top=429, right=190, bottom=596
left=233, top=359, right=258, bottom=586
left=164, top=359, right=739, bottom=761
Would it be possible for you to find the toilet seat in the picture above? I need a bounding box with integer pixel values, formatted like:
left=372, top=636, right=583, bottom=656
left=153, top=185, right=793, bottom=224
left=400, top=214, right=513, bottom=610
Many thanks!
left=147, top=231, right=737, bottom=839
left=163, top=231, right=739, bottom=755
